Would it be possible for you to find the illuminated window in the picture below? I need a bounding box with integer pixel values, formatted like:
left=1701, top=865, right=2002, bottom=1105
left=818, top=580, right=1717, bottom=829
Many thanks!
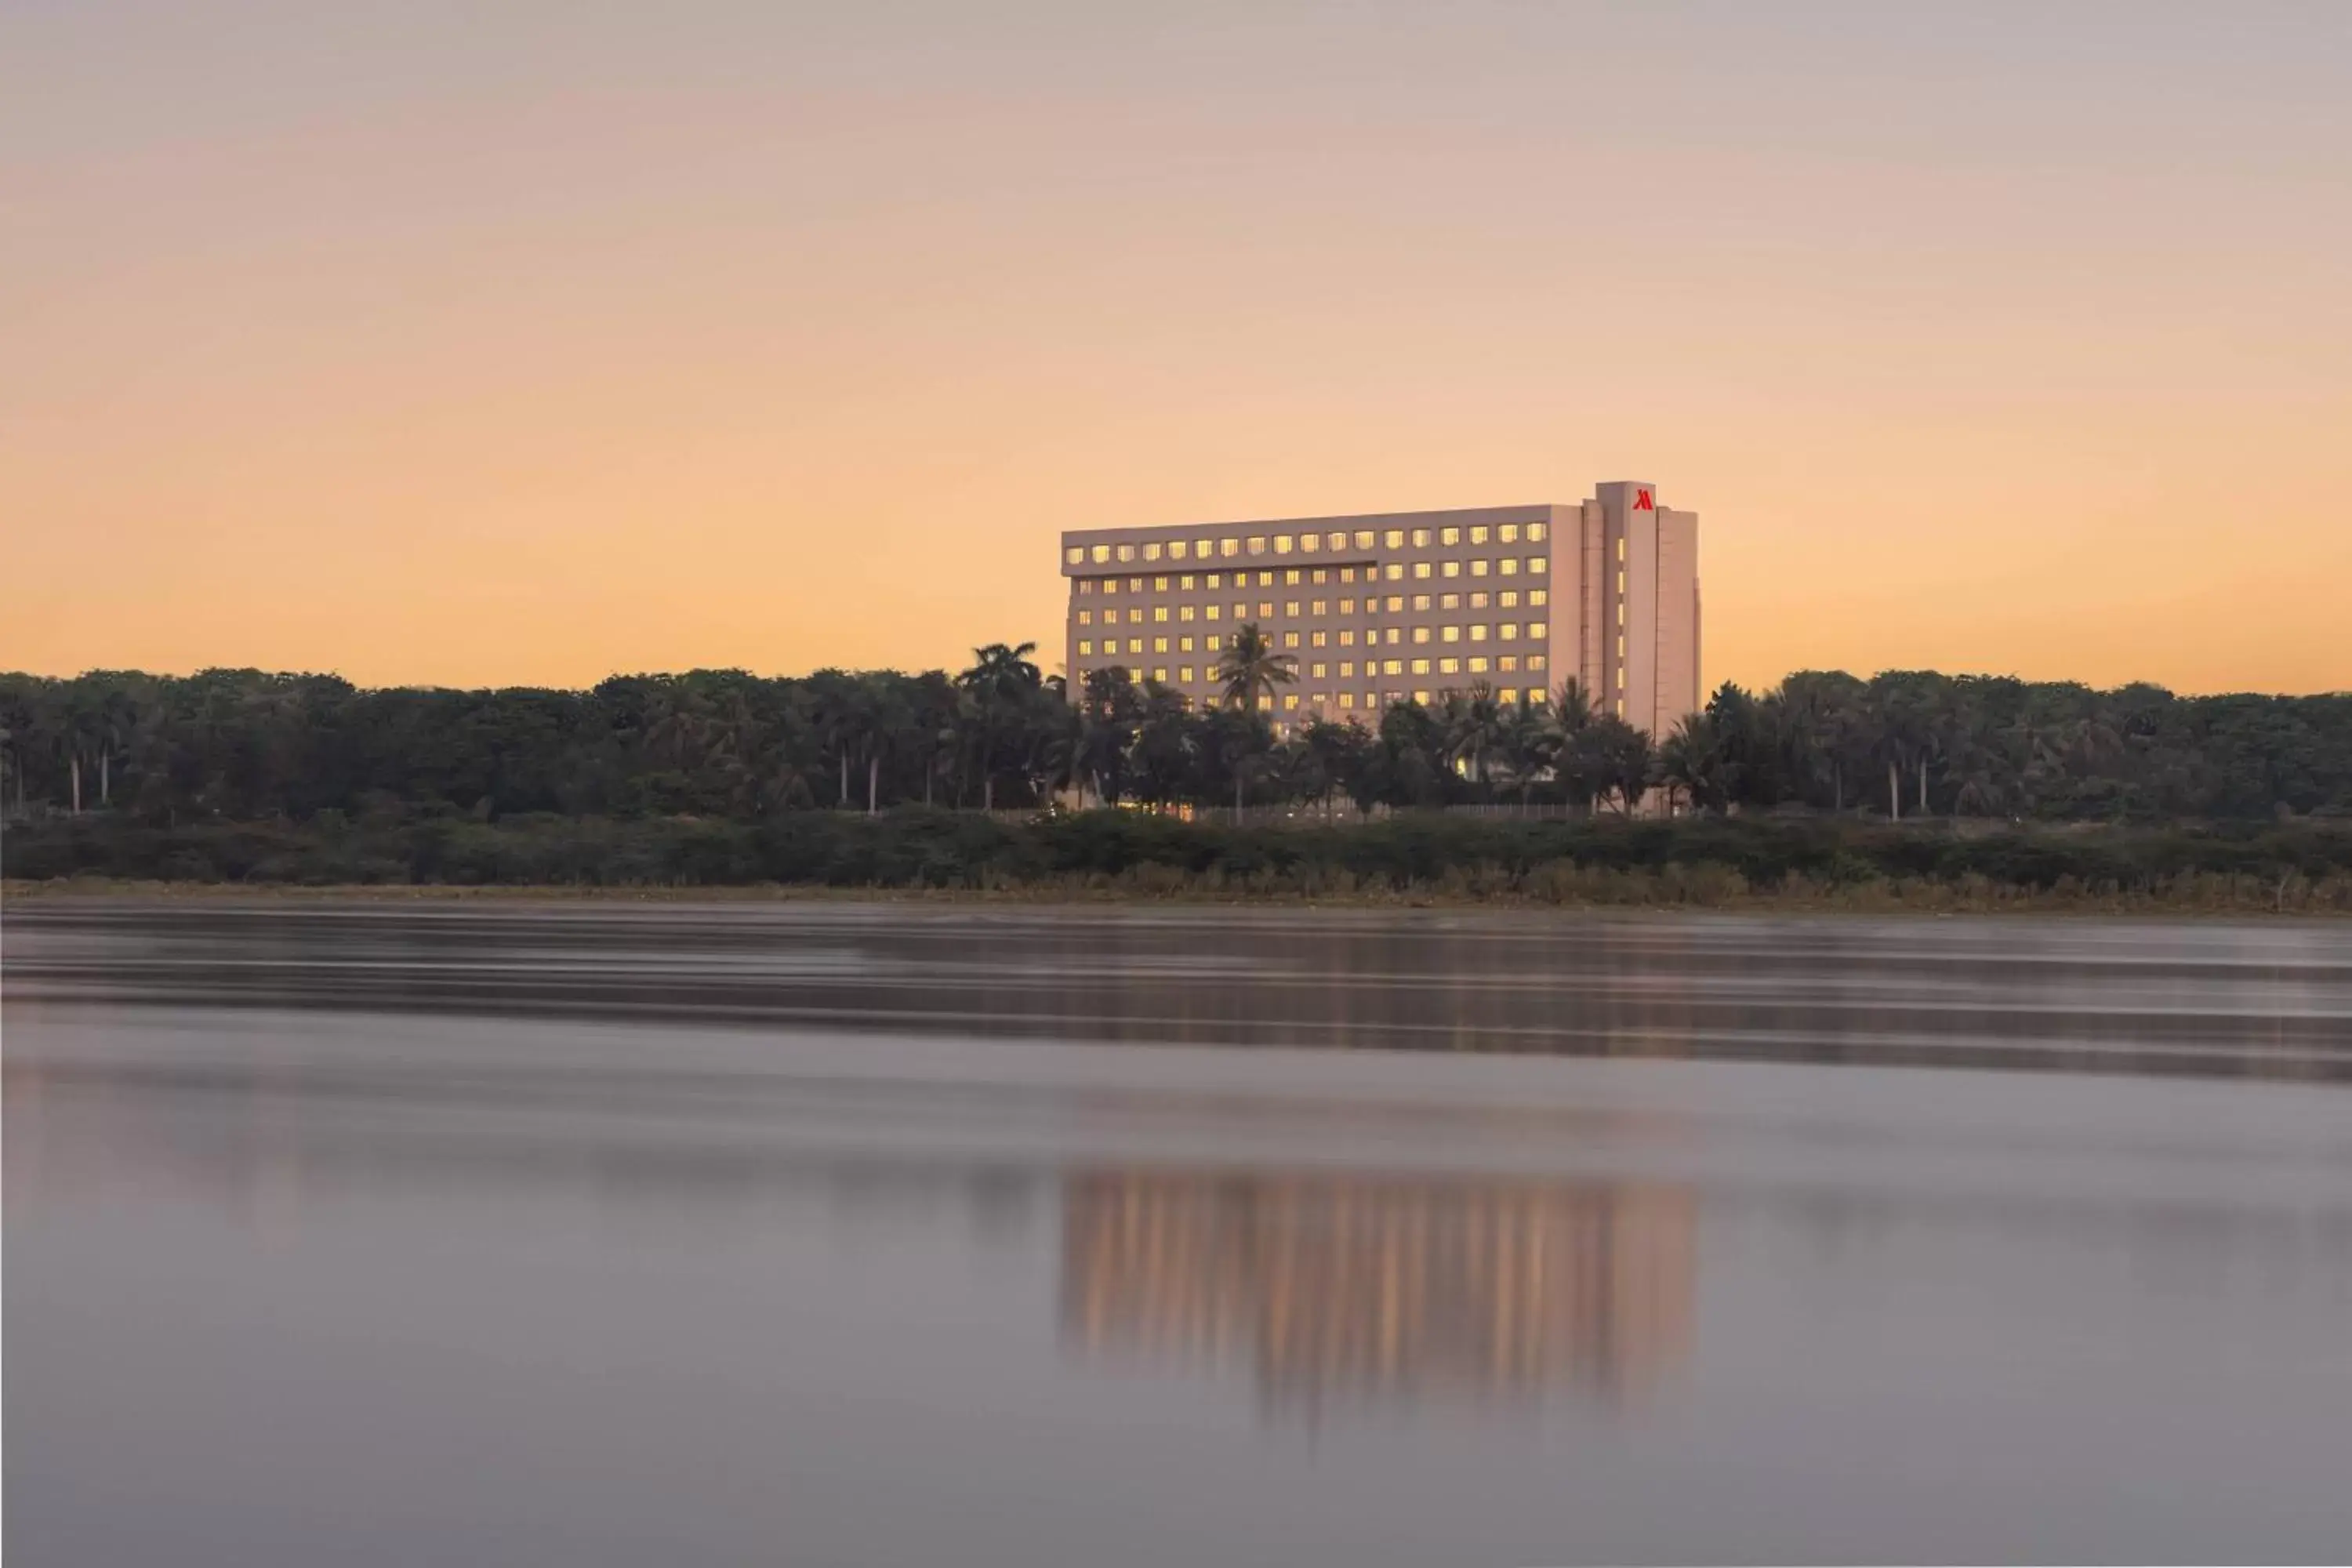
left=1283, top=692, right=1300, bottom=710
left=1078, top=579, right=1096, bottom=595
left=1179, top=604, right=1195, bottom=622
left=1077, top=639, right=1094, bottom=655
left=1500, top=524, right=1519, bottom=543
left=1340, top=692, right=1356, bottom=710
left=1285, top=601, right=1301, bottom=616
left=1500, top=558, right=1519, bottom=576
left=1335, top=597, right=1354, bottom=615
left=1469, top=591, right=1489, bottom=609
left=1236, top=602, right=1251, bottom=619
left=1128, top=638, right=1144, bottom=654
left=1617, top=571, right=1627, bottom=593
left=1527, top=653, right=1547, bottom=671
left=1438, top=593, right=1459, bottom=611
left=1440, top=526, right=1461, bottom=546
left=1283, top=631, right=1300, bottom=648
left=1383, top=529, right=1404, bottom=548
left=1341, top=566, right=1358, bottom=583
left=1382, top=659, right=1403, bottom=675
left=1499, top=655, right=1519, bottom=672
left=1616, top=537, right=1626, bottom=562
left=1205, top=572, right=1222, bottom=590
left=1384, top=627, right=1402, bottom=645
left=1170, top=540, right=1189, bottom=561
left=1617, top=604, right=1626, bottom=626
left=1129, top=578, right=1142, bottom=591
left=1529, top=589, right=1548, bottom=607
left=1205, top=604, right=1221, bottom=622
left=1339, top=660, right=1356, bottom=677
left=1275, top=534, right=1294, bottom=554
left=1152, top=575, right=1168, bottom=591
left=1311, top=630, right=1328, bottom=648
left=1409, top=561, right=1428, bottom=579
left=1468, top=655, right=1489, bottom=673
left=1617, top=634, right=1627, bottom=657
left=1247, top=536, right=1267, bottom=555
left=1197, top=537, right=1216, bottom=558
left=1469, top=525, right=1489, bottom=545
left=1308, top=569, right=1327, bottom=586
left=1310, top=599, right=1328, bottom=615
left=1077, top=610, right=1092, bottom=627
left=1526, top=623, right=1545, bottom=641
left=1384, top=564, right=1404, bottom=581
left=1340, top=629, right=1356, bottom=646
left=1145, top=543, right=1163, bottom=562
left=1410, top=658, right=1431, bottom=675
left=1064, top=546, right=1083, bottom=565
left=1258, top=601, right=1274, bottom=617
left=1413, top=688, right=1432, bottom=704
left=1325, top=532, right=1345, bottom=551
left=1221, top=537, right=1241, bottom=558
left=1528, top=557, right=1547, bottom=575
left=1441, top=625, right=1460, bottom=643
left=1499, top=590, right=1519, bottom=608
left=1527, top=522, right=1547, bottom=543
left=1116, top=544, right=1135, bottom=562
left=1353, top=530, right=1374, bottom=550
left=1441, top=561, right=1460, bottom=578
left=1154, top=637, right=1168, bottom=653
left=1411, top=528, right=1432, bottom=546
left=1472, top=559, right=1490, bottom=577
left=1470, top=624, right=1489, bottom=642
left=1284, top=568, right=1301, bottom=586
left=1180, top=574, right=1196, bottom=590
left=1153, top=605, right=1168, bottom=622
left=1500, top=622, right=1519, bottom=640
left=1300, top=534, right=1320, bottom=554
left=1254, top=571, right=1272, bottom=586
left=1439, top=657, right=1460, bottom=674
left=1411, top=626, right=1432, bottom=644
left=1102, top=579, right=1119, bottom=596
left=1385, top=594, right=1403, bottom=612
left=1178, top=666, right=1194, bottom=684
left=1179, top=635, right=1196, bottom=652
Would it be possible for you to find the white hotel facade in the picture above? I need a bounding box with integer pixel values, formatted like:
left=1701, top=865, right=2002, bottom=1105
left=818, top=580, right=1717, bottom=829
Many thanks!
left=1061, top=481, right=1700, bottom=736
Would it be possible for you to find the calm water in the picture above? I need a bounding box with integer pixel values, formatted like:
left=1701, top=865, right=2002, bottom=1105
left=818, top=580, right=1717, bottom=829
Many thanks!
left=8, top=902, right=2352, bottom=1565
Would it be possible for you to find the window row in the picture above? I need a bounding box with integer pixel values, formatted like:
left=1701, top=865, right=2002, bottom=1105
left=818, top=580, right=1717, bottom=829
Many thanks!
left=1077, top=625, right=1543, bottom=658
left=1076, top=558, right=1546, bottom=592
left=1075, top=655, right=1546, bottom=689
left=1065, top=521, right=1548, bottom=566
left=1079, top=588, right=1545, bottom=625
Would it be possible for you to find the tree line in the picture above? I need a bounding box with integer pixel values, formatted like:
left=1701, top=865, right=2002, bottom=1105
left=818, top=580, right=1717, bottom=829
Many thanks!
left=3, top=636, right=2348, bottom=827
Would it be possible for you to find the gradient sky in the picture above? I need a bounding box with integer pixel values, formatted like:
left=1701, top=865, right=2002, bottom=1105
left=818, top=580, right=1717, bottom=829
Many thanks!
left=5, top=1, right=2347, bottom=694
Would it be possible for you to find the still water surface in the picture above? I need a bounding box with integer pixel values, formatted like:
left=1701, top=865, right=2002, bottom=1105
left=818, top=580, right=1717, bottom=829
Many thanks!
left=8, top=902, right=2352, bottom=1564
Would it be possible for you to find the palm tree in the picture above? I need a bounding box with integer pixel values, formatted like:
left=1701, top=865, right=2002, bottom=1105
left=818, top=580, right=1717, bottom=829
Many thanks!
left=1657, top=713, right=1731, bottom=815
left=1441, top=683, right=1510, bottom=797
left=1214, top=624, right=1296, bottom=714
left=958, top=641, right=1044, bottom=811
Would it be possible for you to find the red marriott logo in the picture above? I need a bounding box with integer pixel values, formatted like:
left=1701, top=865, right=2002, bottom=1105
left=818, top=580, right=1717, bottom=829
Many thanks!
left=1633, top=488, right=1654, bottom=510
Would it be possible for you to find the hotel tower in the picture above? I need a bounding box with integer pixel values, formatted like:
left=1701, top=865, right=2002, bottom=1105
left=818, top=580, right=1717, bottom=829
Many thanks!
left=1060, top=481, right=1700, bottom=735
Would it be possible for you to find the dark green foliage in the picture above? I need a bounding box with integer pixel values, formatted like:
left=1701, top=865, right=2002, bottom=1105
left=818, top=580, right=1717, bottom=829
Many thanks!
left=9, top=809, right=2352, bottom=899
left=2, top=665, right=2348, bottom=844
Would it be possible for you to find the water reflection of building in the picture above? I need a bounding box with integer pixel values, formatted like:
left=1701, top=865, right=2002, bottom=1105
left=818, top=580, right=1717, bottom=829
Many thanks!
left=1060, top=1169, right=1693, bottom=1417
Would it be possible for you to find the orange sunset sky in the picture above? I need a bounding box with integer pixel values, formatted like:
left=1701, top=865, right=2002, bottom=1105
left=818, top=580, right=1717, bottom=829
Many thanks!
left=5, top=2, right=2347, bottom=695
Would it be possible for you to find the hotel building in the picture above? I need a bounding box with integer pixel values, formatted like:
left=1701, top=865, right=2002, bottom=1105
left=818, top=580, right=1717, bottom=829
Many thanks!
left=1060, top=481, right=1700, bottom=735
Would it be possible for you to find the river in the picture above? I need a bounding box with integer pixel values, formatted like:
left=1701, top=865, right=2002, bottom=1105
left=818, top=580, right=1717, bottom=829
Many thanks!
left=7, top=901, right=2351, bottom=1564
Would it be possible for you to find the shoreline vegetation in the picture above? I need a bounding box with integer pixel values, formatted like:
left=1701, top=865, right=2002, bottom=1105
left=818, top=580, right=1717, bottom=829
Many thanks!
left=4, top=662, right=2347, bottom=914
left=5, top=813, right=2350, bottom=914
